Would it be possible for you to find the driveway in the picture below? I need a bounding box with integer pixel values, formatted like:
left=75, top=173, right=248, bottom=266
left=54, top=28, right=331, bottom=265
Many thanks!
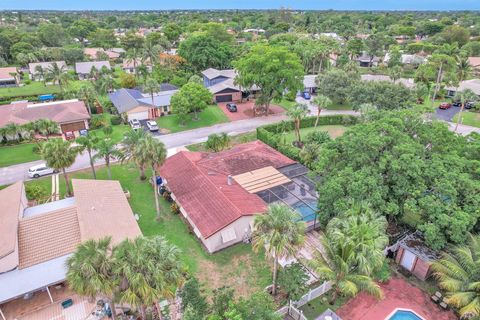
left=216, top=101, right=284, bottom=121
left=435, top=106, right=460, bottom=121
left=139, top=119, right=162, bottom=136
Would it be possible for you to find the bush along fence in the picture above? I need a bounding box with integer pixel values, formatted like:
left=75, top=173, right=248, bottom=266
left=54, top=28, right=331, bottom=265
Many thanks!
left=257, top=115, right=358, bottom=161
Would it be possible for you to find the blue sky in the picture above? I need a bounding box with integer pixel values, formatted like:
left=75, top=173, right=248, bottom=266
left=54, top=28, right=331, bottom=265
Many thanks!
left=1, top=0, right=479, bottom=11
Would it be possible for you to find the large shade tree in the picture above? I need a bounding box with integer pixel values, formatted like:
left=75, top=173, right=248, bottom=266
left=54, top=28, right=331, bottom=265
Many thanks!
left=234, top=44, right=304, bottom=115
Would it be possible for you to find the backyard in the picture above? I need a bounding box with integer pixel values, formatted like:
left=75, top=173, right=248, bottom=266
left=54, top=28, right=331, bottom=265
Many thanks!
left=283, top=125, right=348, bottom=144
left=156, top=106, right=229, bottom=133
left=23, top=163, right=272, bottom=297
left=0, top=143, right=41, bottom=167
left=186, top=131, right=257, bottom=152
left=0, top=81, right=61, bottom=99
left=453, top=111, right=480, bottom=128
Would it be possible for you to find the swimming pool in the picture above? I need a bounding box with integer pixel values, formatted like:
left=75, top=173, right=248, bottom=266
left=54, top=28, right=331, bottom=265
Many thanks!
left=386, top=309, right=424, bottom=320
left=292, top=200, right=318, bottom=222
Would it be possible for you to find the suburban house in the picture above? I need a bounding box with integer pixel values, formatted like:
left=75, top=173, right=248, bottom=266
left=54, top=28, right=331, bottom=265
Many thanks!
left=28, top=61, right=67, bottom=81
left=446, top=79, right=480, bottom=97
left=0, top=99, right=90, bottom=138
left=84, top=47, right=120, bottom=60
left=0, top=179, right=142, bottom=319
left=361, top=74, right=416, bottom=89
left=109, top=84, right=178, bottom=121
left=303, top=75, right=318, bottom=94
left=75, top=61, right=111, bottom=80
left=356, top=53, right=381, bottom=67
left=394, top=231, right=439, bottom=281
left=122, top=58, right=152, bottom=74
left=468, top=57, right=480, bottom=75
left=160, top=141, right=319, bottom=253
left=384, top=53, right=427, bottom=66
left=0, top=67, right=19, bottom=87
left=201, top=68, right=260, bottom=103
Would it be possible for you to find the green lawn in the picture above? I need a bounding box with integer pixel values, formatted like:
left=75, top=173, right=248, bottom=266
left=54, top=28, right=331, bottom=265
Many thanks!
left=0, top=82, right=61, bottom=99
left=24, top=163, right=271, bottom=297
left=90, top=124, right=131, bottom=144
left=156, top=106, right=229, bottom=133
left=274, top=98, right=297, bottom=111
left=324, top=102, right=353, bottom=111
left=186, top=132, right=257, bottom=152
left=0, top=143, right=41, bottom=167
left=283, top=125, right=347, bottom=144
left=452, top=111, right=480, bottom=128
left=300, top=292, right=348, bottom=319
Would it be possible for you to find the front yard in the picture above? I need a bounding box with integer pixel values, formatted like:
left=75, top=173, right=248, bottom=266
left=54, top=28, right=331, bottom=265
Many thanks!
left=0, top=143, right=41, bottom=167
left=23, top=163, right=272, bottom=297
left=156, top=106, right=229, bottom=133
left=452, top=111, right=480, bottom=128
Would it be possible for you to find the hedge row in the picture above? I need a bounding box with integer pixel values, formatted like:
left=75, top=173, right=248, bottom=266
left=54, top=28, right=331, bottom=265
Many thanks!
left=256, top=115, right=358, bottom=161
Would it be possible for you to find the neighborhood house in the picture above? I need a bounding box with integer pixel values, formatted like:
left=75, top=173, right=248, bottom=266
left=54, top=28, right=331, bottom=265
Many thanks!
left=109, top=84, right=178, bottom=121
left=0, top=99, right=90, bottom=138
left=160, top=141, right=320, bottom=253
left=0, top=180, right=142, bottom=319
left=201, top=68, right=259, bottom=103
left=28, top=61, right=67, bottom=81
left=0, top=67, right=18, bottom=87
left=75, top=61, right=111, bottom=80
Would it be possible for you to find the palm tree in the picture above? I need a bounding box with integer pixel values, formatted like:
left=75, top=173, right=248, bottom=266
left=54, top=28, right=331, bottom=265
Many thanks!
left=137, top=135, right=167, bottom=218
left=454, top=89, right=478, bottom=132
left=429, top=54, right=455, bottom=105
left=252, top=203, right=305, bottom=296
left=456, top=56, right=472, bottom=86
left=93, top=139, right=123, bottom=180
left=126, top=48, right=140, bottom=78
left=40, top=139, right=79, bottom=196
left=46, top=62, right=70, bottom=93
left=77, top=83, right=96, bottom=115
left=121, top=129, right=148, bottom=180
left=286, top=104, right=309, bottom=145
left=205, top=133, right=231, bottom=152
left=143, top=78, right=160, bottom=109
left=66, top=237, right=117, bottom=320
left=4, top=123, right=21, bottom=141
left=312, top=95, right=332, bottom=127
left=326, top=203, right=388, bottom=276
left=34, top=65, right=46, bottom=86
left=34, top=119, right=59, bottom=139
left=431, top=233, right=480, bottom=319
left=113, top=236, right=183, bottom=319
left=142, top=41, right=162, bottom=67
left=388, top=65, right=403, bottom=84
left=76, top=134, right=99, bottom=179
left=310, top=234, right=383, bottom=304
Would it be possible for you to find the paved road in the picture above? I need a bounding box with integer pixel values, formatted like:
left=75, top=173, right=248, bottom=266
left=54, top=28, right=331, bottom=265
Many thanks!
left=435, top=106, right=460, bottom=121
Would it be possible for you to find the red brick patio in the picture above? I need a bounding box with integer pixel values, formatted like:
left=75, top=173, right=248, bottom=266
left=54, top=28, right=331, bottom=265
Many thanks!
left=336, top=277, right=456, bottom=320
left=217, top=101, right=284, bottom=121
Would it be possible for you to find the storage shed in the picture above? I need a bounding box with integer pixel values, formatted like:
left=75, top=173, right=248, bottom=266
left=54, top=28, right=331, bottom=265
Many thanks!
left=395, top=231, right=439, bottom=281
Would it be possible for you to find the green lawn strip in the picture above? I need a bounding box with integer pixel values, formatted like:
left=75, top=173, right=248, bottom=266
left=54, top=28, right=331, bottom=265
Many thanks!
left=283, top=125, right=347, bottom=144
left=324, top=102, right=353, bottom=110
left=0, top=143, right=42, bottom=167
left=90, top=123, right=131, bottom=144
left=274, top=99, right=297, bottom=111
left=300, top=292, right=348, bottom=319
left=452, top=111, right=480, bottom=128
left=186, top=131, right=257, bottom=152
left=0, top=82, right=61, bottom=99
left=156, top=106, right=229, bottom=133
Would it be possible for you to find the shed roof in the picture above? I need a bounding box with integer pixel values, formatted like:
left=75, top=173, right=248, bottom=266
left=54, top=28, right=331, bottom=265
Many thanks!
left=0, top=67, right=17, bottom=81
left=28, top=61, right=66, bottom=74
left=445, top=79, right=480, bottom=95
left=201, top=68, right=236, bottom=80
left=75, top=61, right=111, bottom=74
left=398, top=231, right=439, bottom=262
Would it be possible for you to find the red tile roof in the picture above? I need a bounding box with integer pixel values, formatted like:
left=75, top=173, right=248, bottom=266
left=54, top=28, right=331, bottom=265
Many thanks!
left=159, top=141, right=296, bottom=238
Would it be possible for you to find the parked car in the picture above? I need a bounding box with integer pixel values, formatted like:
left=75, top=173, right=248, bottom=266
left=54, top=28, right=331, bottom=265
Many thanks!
left=129, top=119, right=141, bottom=130
left=28, top=163, right=56, bottom=178
left=146, top=120, right=159, bottom=132
left=438, top=102, right=452, bottom=110
left=64, top=131, right=75, bottom=140
left=465, top=102, right=475, bottom=109
left=452, top=101, right=461, bottom=107
left=226, top=103, right=237, bottom=112
left=302, top=91, right=311, bottom=100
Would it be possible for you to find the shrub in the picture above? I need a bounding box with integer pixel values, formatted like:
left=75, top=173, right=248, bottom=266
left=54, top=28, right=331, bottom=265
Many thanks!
left=24, top=79, right=31, bottom=85
left=32, top=143, right=42, bottom=154
left=171, top=202, right=180, bottom=214
left=305, top=131, right=331, bottom=145
left=110, top=115, right=122, bottom=125
left=89, top=114, right=107, bottom=129
left=25, top=184, right=48, bottom=201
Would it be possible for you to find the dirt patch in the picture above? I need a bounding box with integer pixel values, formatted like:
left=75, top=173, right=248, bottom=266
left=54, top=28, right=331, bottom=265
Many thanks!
left=217, top=101, right=284, bottom=121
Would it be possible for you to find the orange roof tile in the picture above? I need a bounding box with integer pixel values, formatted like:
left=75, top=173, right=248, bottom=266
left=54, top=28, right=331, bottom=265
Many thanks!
left=0, top=182, right=24, bottom=260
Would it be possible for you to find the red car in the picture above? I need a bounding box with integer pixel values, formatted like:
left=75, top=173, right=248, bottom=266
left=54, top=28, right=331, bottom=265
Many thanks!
left=438, top=102, right=452, bottom=110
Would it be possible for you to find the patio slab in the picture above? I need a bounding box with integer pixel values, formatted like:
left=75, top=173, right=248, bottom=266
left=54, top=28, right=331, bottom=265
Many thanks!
left=336, top=277, right=456, bottom=320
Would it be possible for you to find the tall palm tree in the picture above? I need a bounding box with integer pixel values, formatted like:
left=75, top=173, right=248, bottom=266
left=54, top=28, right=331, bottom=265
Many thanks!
left=34, top=65, right=46, bottom=86
left=121, top=129, right=148, bottom=180
left=126, top=48, right=140, bottom=78
left=142, top=41, right=161, bottom=67
left=429, top=54, right=455, bottom=105
left=454, top=89, right=478, bottom=132
left=137, top=135, right=167, bottom=218
left=326, top=203, right=388, bottom=276
left=34, top=119, right=59, bottom=139
left=432, top=233, right=480, bottom=319
left=40, top=139, right=79, bottom=196
left=456, top=56, right=472, bottom=86
left=144, top=78, right=160, bottom=109
left=113, top=236, right=183, bottom=319
left=286, top=104, right=309, bottom=145
left=46, top=62, right=70, bottom=93
left=76, top=134, right=99, bottom=179
left=312, top=95, right=332, bottom=127
left=252, top=203, right=305, bottom=296
left=93, top=139, right=123, bottom=180
left=66, top=237, right=117, bottom=320
left=310, top=233, right=383, bottom=304
left=4, top=123, right=21, bottom=141
left=77, top=83, right=96, bottom=115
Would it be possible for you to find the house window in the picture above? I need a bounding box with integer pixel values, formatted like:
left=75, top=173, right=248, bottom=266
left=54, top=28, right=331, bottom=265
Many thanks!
left=221, top=227, right=237, bottom=243
left=163, top=106, right=169, bottom=112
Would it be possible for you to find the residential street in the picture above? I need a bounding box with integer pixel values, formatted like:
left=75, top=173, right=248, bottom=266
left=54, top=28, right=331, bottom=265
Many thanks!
left=1, top=110, right=479, bottom=187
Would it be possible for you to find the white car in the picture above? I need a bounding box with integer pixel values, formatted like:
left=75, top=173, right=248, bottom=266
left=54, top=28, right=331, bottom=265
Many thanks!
left=129, top=119, right=141, bottom=130
left=146, top=120, right=159, bottom=132
left=28, top=163, right=56, bottom=178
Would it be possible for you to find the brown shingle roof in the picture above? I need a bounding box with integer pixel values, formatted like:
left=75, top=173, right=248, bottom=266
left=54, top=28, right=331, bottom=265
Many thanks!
left=73, top=179, right=142, bottom=244
left=18, top=207, right=80, bottom=269
left=0, top=99, right=90, bottom=128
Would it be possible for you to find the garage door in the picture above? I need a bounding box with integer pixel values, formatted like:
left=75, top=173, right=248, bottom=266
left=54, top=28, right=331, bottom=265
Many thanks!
left=128, top=111, right=149, bottom=121
left=60, top=122, right=86, bottom=133
left=216, top=95, right=233, bottom=103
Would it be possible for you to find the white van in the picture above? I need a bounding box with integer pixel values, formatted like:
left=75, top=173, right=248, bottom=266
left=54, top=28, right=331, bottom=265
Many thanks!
left=28, top=163, right=56, bottom=178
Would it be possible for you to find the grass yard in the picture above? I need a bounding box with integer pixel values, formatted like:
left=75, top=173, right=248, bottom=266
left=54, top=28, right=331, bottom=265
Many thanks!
left=186, top=131, right=257, bottom=152
left=0, top=82, right=61, bottom=99
left=274, top=98, right=297, bottom=111
left=300, top=293, right=349, bottom=319
left=324, top=102, right=353, bottom=110
left=156, top=106, right=229, bottom=133
left=0, top=143, right=41, bottom=167
left=452, top=111, right=480, bottom=128
left=90, top=124, right=131, bottom=144
left=24, top=163, right=272, bottom=297
left=283, top=125, right=347, bottom=144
